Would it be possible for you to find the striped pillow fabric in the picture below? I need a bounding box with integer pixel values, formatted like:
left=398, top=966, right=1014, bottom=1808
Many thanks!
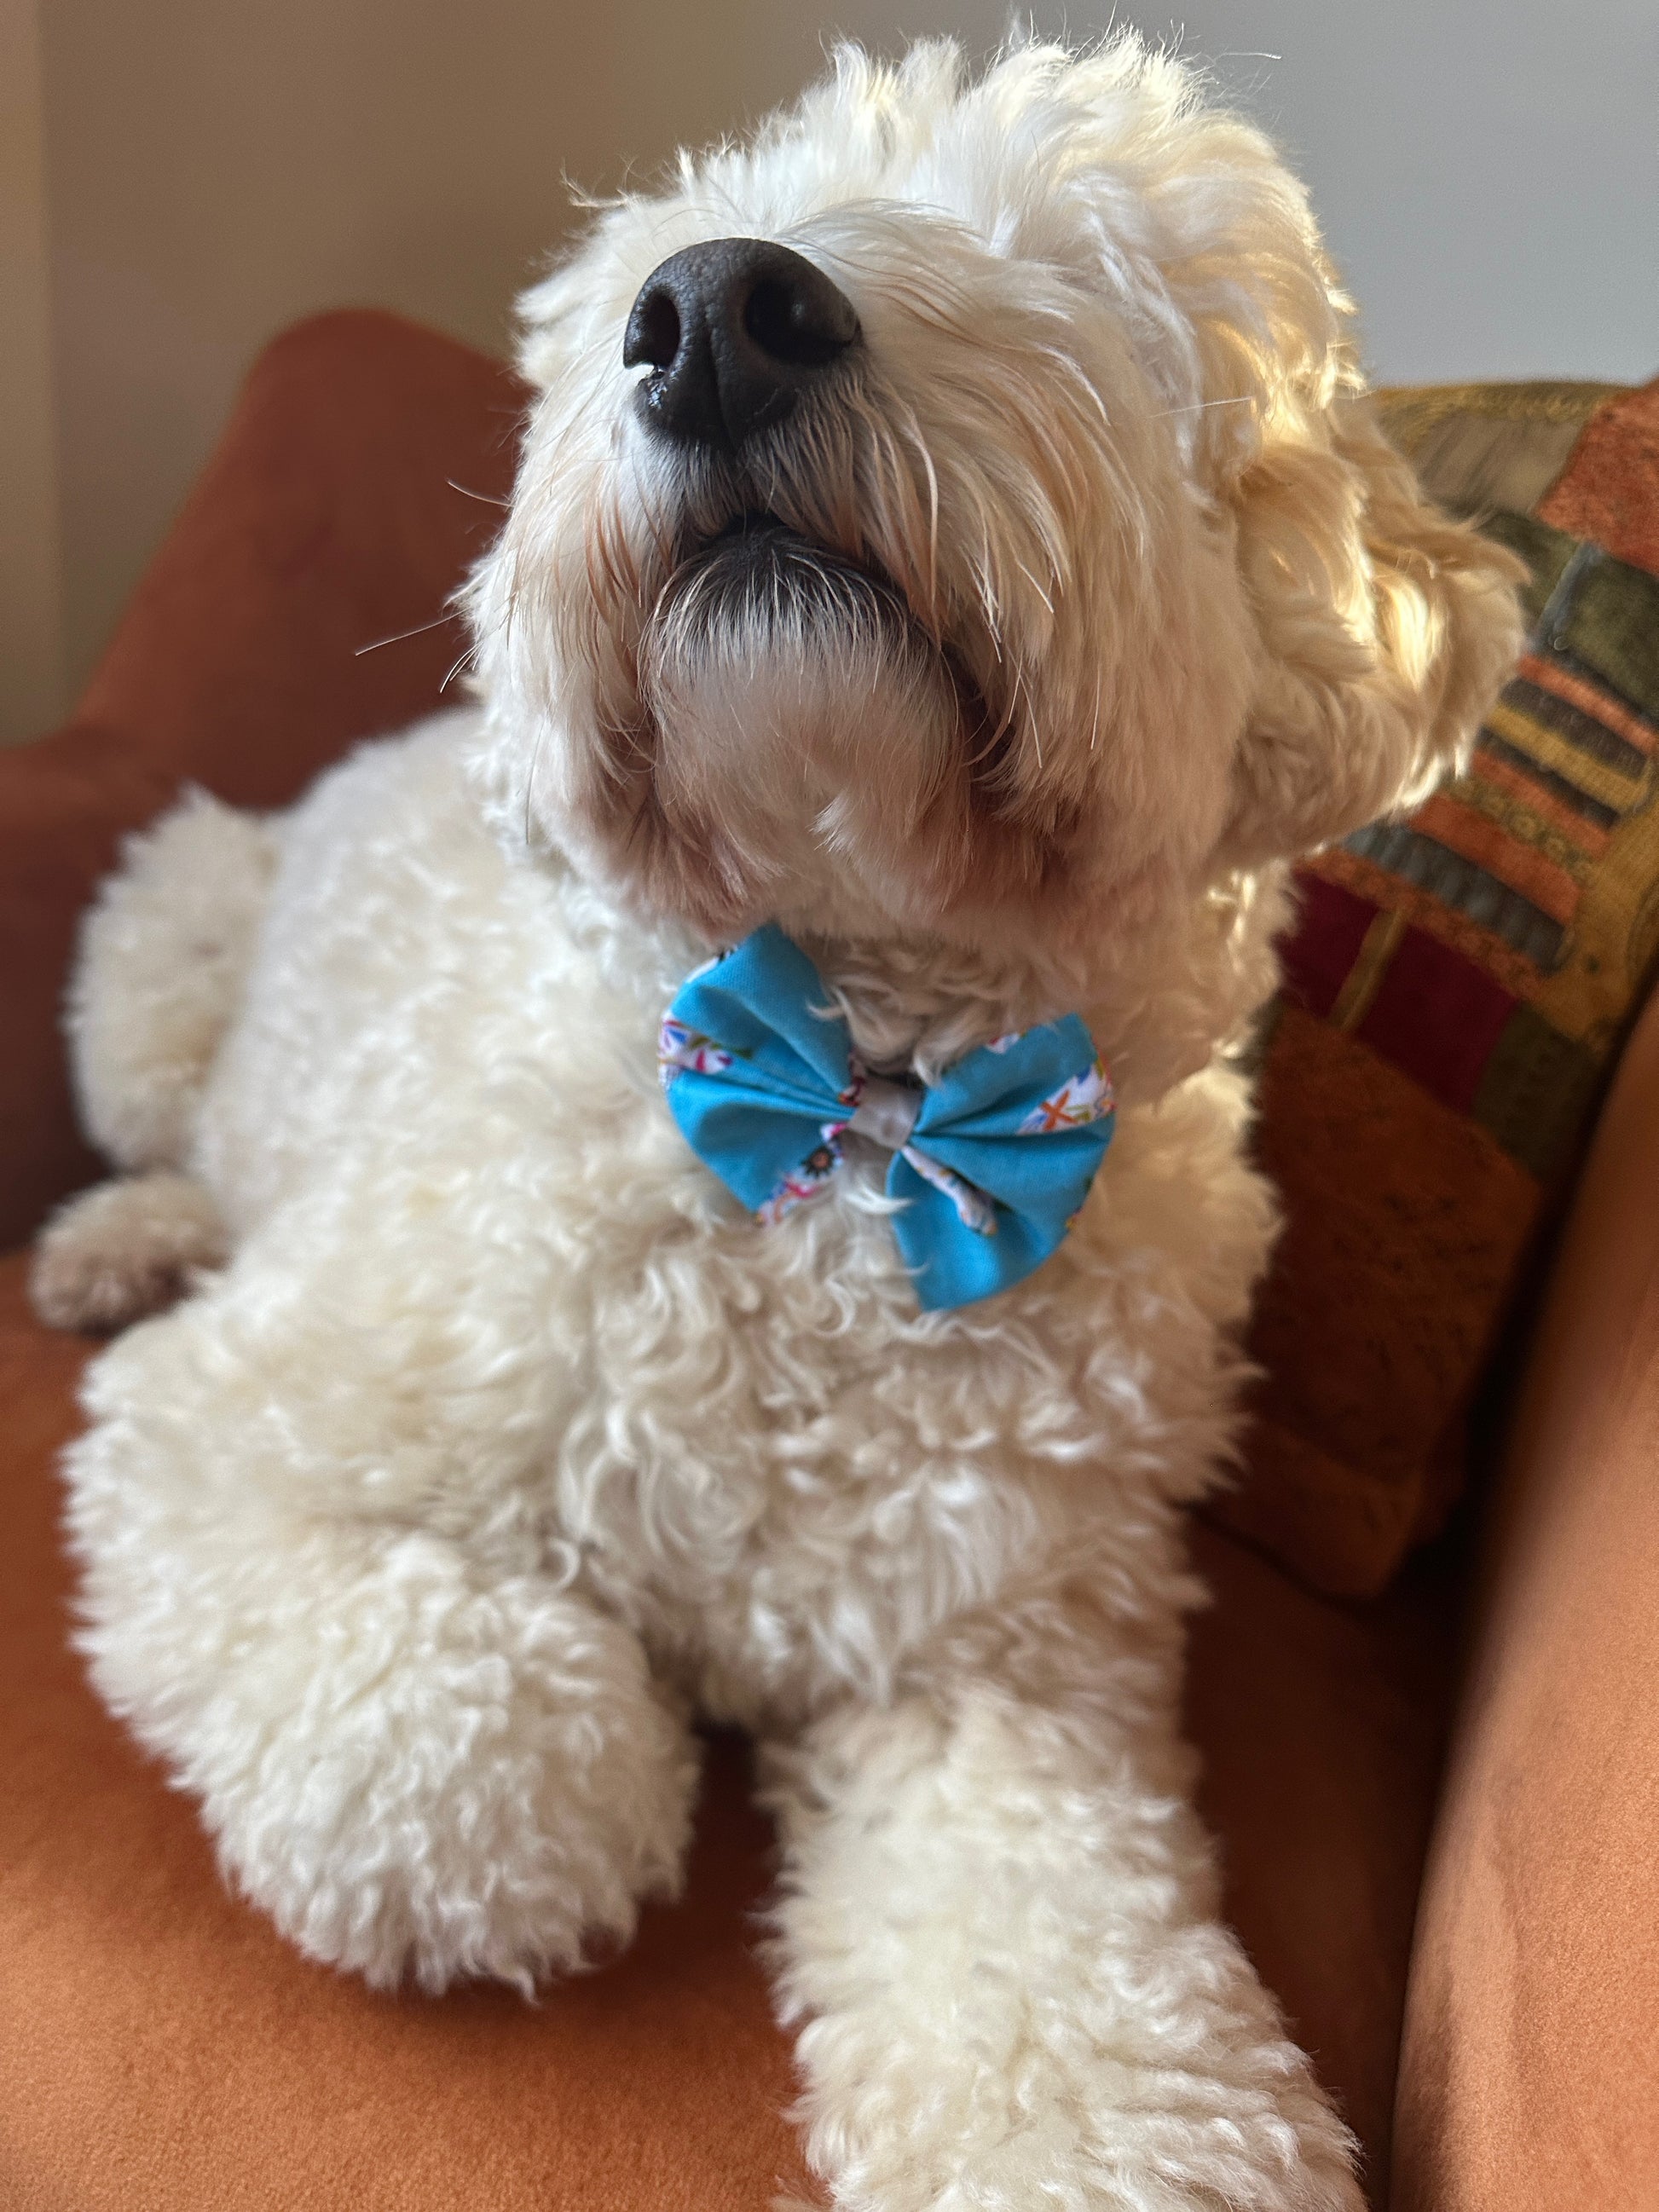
left=1223, top=378, right=1659, bottom=1597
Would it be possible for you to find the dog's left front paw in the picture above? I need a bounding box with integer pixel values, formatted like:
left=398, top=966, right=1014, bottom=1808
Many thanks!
left=795, top=2097, right=1364, bottom=2212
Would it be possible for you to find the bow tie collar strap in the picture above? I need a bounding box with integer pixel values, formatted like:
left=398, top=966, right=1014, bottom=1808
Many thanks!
left=658, top=925, right=1115, bottom=1312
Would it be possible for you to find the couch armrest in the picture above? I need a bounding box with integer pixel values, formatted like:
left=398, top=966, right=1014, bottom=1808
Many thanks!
left=0, top=726, right=175, bottom=1251
left=1392, top=984, right=1659, bottom=2209
left=0, top=310, right=526, bottom=1250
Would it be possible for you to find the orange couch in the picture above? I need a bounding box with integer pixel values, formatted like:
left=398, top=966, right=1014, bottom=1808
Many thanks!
left=1, top=312, right=1653, bottom=2212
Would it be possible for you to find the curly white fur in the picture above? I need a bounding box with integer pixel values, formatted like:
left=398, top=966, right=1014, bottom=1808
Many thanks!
left=47, top=36, right=1522, bottom=2212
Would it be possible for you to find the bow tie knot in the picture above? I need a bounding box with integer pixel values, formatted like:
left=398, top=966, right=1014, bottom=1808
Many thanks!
left=658, top=926, right=1114, bottom=1311
left=845, top=1072, right=923, bottom=1152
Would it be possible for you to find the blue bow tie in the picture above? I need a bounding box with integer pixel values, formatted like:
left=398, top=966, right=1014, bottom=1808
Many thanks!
left=658, top=925, right=1114, bottom=1311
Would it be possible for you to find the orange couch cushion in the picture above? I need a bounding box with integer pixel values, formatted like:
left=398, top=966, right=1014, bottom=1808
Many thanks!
left=1392, top=982, right=1659, bottom=2212
left=0, top=1252, right=1454, bottom=2209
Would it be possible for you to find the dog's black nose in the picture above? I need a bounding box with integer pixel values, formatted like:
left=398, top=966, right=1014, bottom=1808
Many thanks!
left=623, top=238, right=860, bottom=453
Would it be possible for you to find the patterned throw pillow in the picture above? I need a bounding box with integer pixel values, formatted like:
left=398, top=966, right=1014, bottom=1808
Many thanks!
left=1222, top=378, right=1659, bottom=1598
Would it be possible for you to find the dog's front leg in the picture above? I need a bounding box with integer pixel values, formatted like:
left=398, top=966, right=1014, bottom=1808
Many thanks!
left=63, top=1251, right=699, bottom=1995
left=765, top=1585, right=1361, bottom=2212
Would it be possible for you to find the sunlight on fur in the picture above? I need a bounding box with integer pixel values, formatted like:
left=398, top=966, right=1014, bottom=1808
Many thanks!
left=39, top=33, right=1522, bottom=2212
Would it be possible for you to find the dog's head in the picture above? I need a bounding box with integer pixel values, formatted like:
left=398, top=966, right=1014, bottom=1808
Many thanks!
left=468, top=36, right=1521, bottom=1058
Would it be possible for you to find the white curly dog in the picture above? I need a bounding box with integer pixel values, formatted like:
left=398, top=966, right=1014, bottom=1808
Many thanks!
left=36, top=38, right=1521, bottom=2212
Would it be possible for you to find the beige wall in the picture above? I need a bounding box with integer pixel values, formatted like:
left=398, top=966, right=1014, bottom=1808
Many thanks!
left=33, top=0, right=824, bottom=727
left=9, top=0, right=1654, bottom=743
left=1, top=0, right=65, bottom=742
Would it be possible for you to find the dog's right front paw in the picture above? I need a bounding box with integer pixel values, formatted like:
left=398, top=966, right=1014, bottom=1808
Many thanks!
left=82, top=1514, right=698, bottom=1993
left=222, top=1608, right=697, bottom=1993
left=225, top=1577, right=697, bottom=1993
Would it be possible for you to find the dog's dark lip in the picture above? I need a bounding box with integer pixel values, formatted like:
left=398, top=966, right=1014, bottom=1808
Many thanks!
left=684, top=510, right=908, bottom=611
left=706, top=508, right=789, bottom=546
left=690, top=509, right=834, bottom=564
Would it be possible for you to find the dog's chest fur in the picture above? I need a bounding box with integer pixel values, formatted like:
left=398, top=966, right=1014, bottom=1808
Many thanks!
left=192, top=715, right=1273, bottom=1729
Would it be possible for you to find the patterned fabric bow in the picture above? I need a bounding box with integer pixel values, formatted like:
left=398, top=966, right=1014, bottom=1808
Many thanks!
left=658, top=925, right=1115, bottom=1311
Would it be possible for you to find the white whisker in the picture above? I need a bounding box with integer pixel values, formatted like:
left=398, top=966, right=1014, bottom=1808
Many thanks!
left=447, top=479, right=509, bottom=510
left=439, top=646, right=477, bottom=696
left=354, top=615, right=450, bottom=657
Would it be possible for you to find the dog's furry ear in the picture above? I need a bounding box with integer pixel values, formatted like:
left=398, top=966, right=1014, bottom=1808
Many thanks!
left=1088, top=54, right=1528, bottom=867
left=1217, top=387, right=1528, bottom=868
